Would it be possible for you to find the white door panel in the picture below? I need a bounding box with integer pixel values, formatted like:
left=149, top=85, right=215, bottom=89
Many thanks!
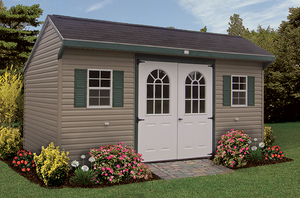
left=138, top=61, right=177, bottom=162
left=138, top=61, right=213, bottom=162
left=177, top=63, right=213, bottom=158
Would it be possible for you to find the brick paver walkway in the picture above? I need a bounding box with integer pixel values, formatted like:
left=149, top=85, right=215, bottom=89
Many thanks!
left=146, top=158, right=234, bottom=180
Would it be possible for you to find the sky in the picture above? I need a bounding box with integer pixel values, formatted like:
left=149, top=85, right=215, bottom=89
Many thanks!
left=4, top=0, right=299, bottom=34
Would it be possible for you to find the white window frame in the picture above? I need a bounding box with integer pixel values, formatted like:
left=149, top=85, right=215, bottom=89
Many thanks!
left=231, top=75, right=247, bottom=107
left=87, top=69, right=113, bottom=108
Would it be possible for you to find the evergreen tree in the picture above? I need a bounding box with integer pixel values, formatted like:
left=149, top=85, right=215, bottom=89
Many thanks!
left=0, top=2, right=43, bottom=71
left=200, top=26, right=207, bottom=32
left=264, top=7, right=300, bottom=122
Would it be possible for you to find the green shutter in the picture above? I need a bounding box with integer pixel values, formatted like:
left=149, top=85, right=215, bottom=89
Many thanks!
left=74, top=69, right=87, bottom=107
left=223, top=75, right=231, bottom=106
left=248, top=76, right=255, bottom=106
left=113, top=70, right=124, bottom=107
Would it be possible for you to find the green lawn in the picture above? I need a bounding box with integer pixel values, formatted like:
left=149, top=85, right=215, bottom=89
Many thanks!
left=1, top=122, right=300, bottom=198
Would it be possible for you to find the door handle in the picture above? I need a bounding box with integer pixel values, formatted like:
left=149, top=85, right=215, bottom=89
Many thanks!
left=178, top=118, right=183, bottom=121
left=136, top=117, right=145, bottom=123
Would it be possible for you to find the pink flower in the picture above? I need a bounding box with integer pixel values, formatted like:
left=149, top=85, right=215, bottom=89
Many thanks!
left=119, top=172, right=122, bottom=176
left=105, top=173, right=108, bottom=176
left=116, top=164, right=120, bottom=168
left=110, top=170, right=113, bottom=173
left=102, top=167, right=105, bottom=171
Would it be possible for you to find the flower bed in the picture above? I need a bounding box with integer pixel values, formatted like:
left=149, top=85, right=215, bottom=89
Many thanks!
left=0, top=156, right=161, bottom=189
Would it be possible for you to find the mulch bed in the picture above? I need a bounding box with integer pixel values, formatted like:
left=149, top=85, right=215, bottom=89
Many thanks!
left=229, top=157, right=294, bottom=170
left=0, top=156, right=293, bottom=188
left=0, top=157, right=161, bottom=189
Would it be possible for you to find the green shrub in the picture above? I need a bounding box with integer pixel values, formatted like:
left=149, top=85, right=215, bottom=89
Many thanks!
left=0, top=127, right=23, bottom=159
left=70, top=167, right=97, bottom=185
left=247, top=147, right=264, bottom=161
left=90, top=142, right=152, bottom=183
left=264, top=126, right=276, bottom=147
left=34, top=142, right=70, bottom=186
left=213, top=129, right=251, bottom=168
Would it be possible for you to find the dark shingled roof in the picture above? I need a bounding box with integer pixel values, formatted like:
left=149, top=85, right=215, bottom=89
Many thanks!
left=48, top=15, right=273, bottom=57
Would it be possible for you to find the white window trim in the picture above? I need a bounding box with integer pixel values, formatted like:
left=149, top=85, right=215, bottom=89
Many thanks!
left=87, top=69, right=113, bottom=109
left=231, top=75, right=247, bottom=107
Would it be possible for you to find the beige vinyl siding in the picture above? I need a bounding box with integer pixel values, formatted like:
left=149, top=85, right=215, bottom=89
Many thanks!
left=24, top=22, right=62, bottom=154
left=215, top=59, right=264, bottom=146
left=61, top=49, right=135, bottom=162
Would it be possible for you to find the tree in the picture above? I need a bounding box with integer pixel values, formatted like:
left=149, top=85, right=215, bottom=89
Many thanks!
left=200, top=26, right=207, bottom=32
left=227, top=8, right=300, bottom=122
left=264, top=7, right=300, bottom=122
left=0, top=3, right=43, bottom=71
left=0, top=66, right=23, bottom=127
left=227, top=13, right=249, bottom=36
left=0, top=0, right=6, bottom=11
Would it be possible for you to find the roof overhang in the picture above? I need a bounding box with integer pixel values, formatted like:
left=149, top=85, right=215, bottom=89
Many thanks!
left=57, top=39, right=275, bottom=69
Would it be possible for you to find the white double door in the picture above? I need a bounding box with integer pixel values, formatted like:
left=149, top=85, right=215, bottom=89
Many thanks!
left=138, top=61, right=213, bottom=162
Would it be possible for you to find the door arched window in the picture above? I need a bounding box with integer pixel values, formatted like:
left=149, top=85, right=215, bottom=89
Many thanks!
left=185, top=71, right=205, bottom=114
left=146, top=69, right=169, bottom=114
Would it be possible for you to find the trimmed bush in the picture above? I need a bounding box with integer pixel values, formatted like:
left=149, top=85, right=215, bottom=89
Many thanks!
left=34, top=142, right=70, bottom=186
left=0, top=127, right=23, bottom=159
left=213, top=129, right=251, bottom=168
left=264, top=126, right=276, bottom=147
left=90, top=142, right=152, bottom=183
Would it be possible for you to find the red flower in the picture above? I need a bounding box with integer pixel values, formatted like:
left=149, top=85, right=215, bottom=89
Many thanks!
left=27, top=168, right=30, bottom=172
left=265, top=157, right=268, bottom=160
left=282, top=154, right=284, bottom=157
left=265, top=154, right=268, bottom=157
left=19, top=153, right=23, bottom=157
left=280, top=151, right=283, bottom=154
left=24, top=153, right=27, bottom=156
left=21, top=160, right=24, bottom=164
left=32, top=164, right=35, bottom=167
left=278, top=146, right=280, bottom=149
left=275, top=149, right=278, bottom=151
left=29, top=152, right=32, bottom=155
left=17, top=161, right=20, bottom=165
left=272, top=154, right=274, bottom=158
left=15, top=164, right=18, bottom=167
left=14, top=156, right=17, bottom=160
left=24, top=161, right=28, bottom=165
left=22, top=168, right=25, bottom=172
left=268, top=147, right=270, bottom=150
left=32, top=160, right=34, bottom=163
left=275, top=154, right=277, bottom=157
left=278, top=155, right=281, bottom=158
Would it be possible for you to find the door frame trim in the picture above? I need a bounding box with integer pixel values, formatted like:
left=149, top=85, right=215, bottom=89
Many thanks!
left=134, top=54, right=216, bottom=157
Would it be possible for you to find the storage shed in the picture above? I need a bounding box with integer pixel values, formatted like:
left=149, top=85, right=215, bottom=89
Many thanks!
left=23, top=15, right=275, bottom=162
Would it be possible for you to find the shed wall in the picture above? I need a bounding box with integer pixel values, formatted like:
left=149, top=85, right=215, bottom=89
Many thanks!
left=215, top=59, right=264, bottom=146
left=61, top=49, right=135, bottom=162
left=24, top=23, right=62, bottom=153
